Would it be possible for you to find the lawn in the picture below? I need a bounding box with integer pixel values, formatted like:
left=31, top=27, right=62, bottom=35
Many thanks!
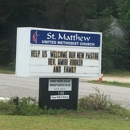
left=0, top=66, right=14, bottom=74
left=104, top=70, right=130, bottom=77
left=0, top=68, right=130, bottom=129
left=0, top=69, right=14, bottom=74
left=0, top=111, right=130, bottom=130
left=88, top=80, right=130, bottom=88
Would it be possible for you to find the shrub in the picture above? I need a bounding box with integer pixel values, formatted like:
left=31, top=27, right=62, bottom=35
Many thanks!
left=0, top=97, right=70, bottom=115
left=79, top=87, right=112, bottom=110
left=78, top=87, right=126, bottom=114
left=0, top=99, right=16, bottom=115
left=8, top=61, right=15, bottom=71
left=0, top=97, right=42, bottom=115
left=15, top=97, right=45, bottom=115
left=0, top=94, right=128, bottom=116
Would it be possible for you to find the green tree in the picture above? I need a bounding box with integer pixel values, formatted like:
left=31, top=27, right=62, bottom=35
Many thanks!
left=0, top=0, right=47, bottom=65
left=96, top=0, right=118, bottom=18
left=115, top=0, right=130, bottom=43
left=0, top=0, right=98, bottom=66
left=0, top=0, right=129, bottom=72
left=114, top=0, right=130, bottom=70
left=45, top=0, right=97, bottom=30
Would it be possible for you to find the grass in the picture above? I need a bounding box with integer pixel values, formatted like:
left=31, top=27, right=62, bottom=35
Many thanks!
left=104, top=70, right=130, bottom=77
left=0, top=111, right=130, bottom=130
left=0, top=66, right=14, bottom=74
left=0, top=68, right=129, bottom=129
left=87, top=70, right=130, bottom=88
left=0, top=90, right=130, bottom=130
left=0, top=69, right=14, bottom=74
left=88, top=80, right=130, bottom=88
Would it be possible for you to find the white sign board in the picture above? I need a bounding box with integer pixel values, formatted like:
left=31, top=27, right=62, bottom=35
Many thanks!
left=50, top=95, right=69, bottom=100
left=49, top=79, right=72, bottom=91
left=16, top=27, right=102, bottom=78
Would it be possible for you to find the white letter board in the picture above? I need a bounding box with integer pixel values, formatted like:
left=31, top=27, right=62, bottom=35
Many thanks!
left=15, top=27, right=102, bottom=78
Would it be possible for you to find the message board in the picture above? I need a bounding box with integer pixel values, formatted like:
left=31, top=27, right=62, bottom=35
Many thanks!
left=16, top=27, right=102, bottom=78
left=48, top=79, right=72, bottom=91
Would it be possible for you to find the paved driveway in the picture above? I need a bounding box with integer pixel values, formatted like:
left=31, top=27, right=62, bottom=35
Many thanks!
left=0, top=74, right=130, bottom=107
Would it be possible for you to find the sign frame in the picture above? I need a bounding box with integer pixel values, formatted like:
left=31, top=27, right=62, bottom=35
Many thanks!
left=16, top=27, right=102, bottom=78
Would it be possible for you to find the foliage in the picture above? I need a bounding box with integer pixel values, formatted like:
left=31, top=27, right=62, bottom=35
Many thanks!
left=114, top=48, right=130, bottom=70
left=102, top=33, right=119, bottom=73
left=0, top=0, right=130, bottom=72
left=0, top=97, right=39, bottom=115
left=45, top=0, right=97, bottom=30
left=96, top=0, right=118, bottom=18
left=0, top=40, right=12, bottom=65
left=8, top=61, right=15, bottom=71
left=0, top=91, right=127, bottom=116
left=78, top=87, right=126, bottom=115
left=0, top=99, right=16, bottom=115
left=115, top=0, right=130, bottom=48
left=0, top=97, right=70, bottom=115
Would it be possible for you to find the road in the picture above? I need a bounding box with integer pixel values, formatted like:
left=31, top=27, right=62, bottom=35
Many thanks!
left=0, top=74, right=130, bottom=108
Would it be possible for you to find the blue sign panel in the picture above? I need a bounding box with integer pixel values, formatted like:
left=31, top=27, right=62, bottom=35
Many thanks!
left=30, top=29, right=101, bottom=47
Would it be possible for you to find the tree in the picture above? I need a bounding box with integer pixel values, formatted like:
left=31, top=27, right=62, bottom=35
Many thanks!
left=95, top=0, right=118, bottom=18
left=0, top=0, right=47, bottom=65
left=45, top=0, right=97, bottom=30
left=0, top=0, right=129, bottom=72
left=115, top=0, right=130, bottom=44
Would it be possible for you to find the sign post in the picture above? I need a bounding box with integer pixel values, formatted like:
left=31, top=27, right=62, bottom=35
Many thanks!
left=16, top=27, right=102, bottom=110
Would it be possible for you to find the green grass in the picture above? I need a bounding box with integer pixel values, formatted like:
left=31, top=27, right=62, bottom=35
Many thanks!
left=88, top=80, right=130, bottom=88
left=104, top=70, right=130, bottom=77
left=0, top=69, right=14, bottom=74
left=0, top=111, right=130, bottom=130
left=0, top=66, right=14, bottom=74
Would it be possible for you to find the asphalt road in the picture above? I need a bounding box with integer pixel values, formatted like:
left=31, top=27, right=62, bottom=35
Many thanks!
left=0, top=74, right=130, bottom=108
